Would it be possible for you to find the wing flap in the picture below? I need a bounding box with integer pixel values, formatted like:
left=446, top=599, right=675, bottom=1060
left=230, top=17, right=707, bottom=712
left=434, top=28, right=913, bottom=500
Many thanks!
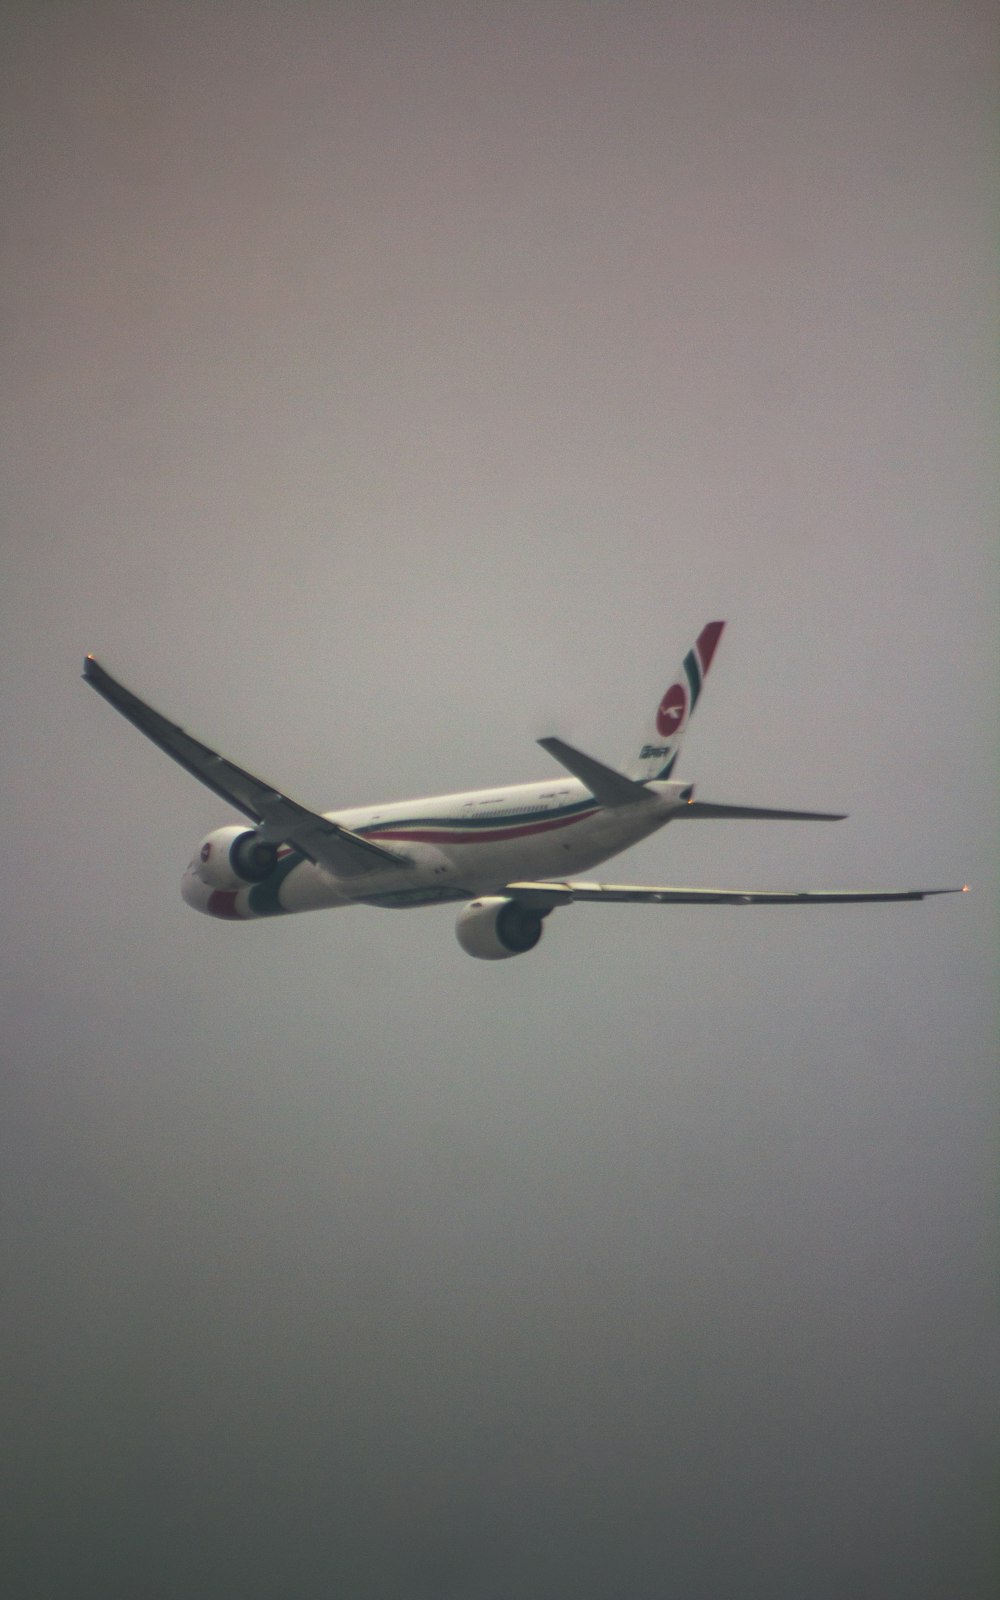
left=506, top=880, right=965, bottom=909
left=83, top=656, right=404, bottom=876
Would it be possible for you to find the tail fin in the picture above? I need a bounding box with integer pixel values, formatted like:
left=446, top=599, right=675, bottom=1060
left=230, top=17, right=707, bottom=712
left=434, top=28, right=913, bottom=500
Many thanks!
left=623, top=621, right=725, bottom=781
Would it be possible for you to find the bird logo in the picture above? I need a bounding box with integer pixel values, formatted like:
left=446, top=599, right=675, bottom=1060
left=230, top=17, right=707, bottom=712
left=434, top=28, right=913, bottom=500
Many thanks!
left=655, top=682, right=687, bottom=737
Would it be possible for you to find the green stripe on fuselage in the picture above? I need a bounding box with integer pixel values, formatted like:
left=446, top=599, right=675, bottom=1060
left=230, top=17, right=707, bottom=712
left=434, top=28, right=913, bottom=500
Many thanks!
left=361, top=795, right=595, bottom=836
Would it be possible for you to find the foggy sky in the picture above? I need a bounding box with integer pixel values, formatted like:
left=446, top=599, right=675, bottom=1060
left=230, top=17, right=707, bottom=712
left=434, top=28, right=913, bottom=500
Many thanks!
left=2, top=3, right=997, bottom=1597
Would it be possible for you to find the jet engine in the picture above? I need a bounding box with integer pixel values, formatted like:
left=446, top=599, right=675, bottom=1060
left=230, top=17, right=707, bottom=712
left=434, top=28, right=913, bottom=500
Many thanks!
left=455, top=896, right=544, bottom=960
left=193, top=825, right=280, bottom=889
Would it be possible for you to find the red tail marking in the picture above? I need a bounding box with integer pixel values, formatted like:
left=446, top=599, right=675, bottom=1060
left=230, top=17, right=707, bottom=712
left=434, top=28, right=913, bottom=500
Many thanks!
left=696, top=620, right=725, bottom=675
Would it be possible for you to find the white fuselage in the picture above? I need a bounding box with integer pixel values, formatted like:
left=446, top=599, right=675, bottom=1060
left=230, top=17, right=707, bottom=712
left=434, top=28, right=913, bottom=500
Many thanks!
left=182, top=780, right=690, bottom=920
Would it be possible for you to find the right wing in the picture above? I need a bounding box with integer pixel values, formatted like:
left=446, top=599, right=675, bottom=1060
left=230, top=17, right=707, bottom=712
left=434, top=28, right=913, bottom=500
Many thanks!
left=506, top=880, right=966, bottom=909
left=83, top=656, right=405, bottom=877
left=673, top=801, right=847, bottom=821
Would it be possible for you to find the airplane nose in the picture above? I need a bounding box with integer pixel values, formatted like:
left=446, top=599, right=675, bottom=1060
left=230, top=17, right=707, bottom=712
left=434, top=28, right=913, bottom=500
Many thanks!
left=182, top=872, right=248, bottom=918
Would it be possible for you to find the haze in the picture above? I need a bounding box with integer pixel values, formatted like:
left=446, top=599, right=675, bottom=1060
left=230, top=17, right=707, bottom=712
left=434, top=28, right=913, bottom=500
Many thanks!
left=3, top=4, right=997, bottom=1596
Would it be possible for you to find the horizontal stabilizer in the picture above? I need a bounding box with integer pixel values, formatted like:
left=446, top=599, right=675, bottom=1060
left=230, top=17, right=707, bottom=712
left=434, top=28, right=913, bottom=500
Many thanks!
left=538, top=737, right=652, bottom=807
left=83, top=656, right=404, bottom=877
left=673, top=801, right=847, bottom=821
left=506, top=880, right=966, bottom=910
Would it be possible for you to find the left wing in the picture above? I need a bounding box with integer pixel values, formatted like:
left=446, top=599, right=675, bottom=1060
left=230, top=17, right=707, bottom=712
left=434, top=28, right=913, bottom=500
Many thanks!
left=506, top=880, right=966, bottom=909
left=83, top=656, right=405, bottom=876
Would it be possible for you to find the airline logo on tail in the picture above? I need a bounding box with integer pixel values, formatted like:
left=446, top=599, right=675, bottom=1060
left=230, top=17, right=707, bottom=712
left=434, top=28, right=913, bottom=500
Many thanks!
left=627, top=620, right=726, bottom=781
left=656, top=682, right=687, bottom=734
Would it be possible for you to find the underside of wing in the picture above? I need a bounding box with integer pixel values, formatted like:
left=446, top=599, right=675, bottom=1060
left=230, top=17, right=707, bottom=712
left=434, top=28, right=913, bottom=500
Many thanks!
left=83, top=656, right=404, bottom=876
left=266, top=808, right=406, bottom=876
left=506, top=880, right=966, bottom=909
left=673, top=801, right=847, bottom=821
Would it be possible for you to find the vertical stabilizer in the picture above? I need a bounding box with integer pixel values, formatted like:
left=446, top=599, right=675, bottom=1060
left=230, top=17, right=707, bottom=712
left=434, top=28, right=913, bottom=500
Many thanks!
left=623, top=621, right=725, bottom=781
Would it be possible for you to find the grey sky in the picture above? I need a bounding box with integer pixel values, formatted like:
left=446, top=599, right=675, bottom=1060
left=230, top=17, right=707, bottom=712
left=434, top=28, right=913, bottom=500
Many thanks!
left=3, top=3, right=997, bottom=1596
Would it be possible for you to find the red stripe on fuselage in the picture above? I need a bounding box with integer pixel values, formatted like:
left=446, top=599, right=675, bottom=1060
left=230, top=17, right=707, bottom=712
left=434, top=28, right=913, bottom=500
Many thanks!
left=360, top=808, right=599, bottom=847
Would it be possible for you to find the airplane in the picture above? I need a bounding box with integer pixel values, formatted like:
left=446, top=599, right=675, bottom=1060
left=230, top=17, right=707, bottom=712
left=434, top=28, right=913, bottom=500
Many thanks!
left=82, top=622, right=965, bottom=959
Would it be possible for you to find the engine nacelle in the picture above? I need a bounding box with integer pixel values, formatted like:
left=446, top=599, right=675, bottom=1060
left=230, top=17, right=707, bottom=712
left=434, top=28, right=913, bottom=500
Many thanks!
left=455, top=896, right=544, bottom=960
left=191, top=825, right=279, bottom=889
